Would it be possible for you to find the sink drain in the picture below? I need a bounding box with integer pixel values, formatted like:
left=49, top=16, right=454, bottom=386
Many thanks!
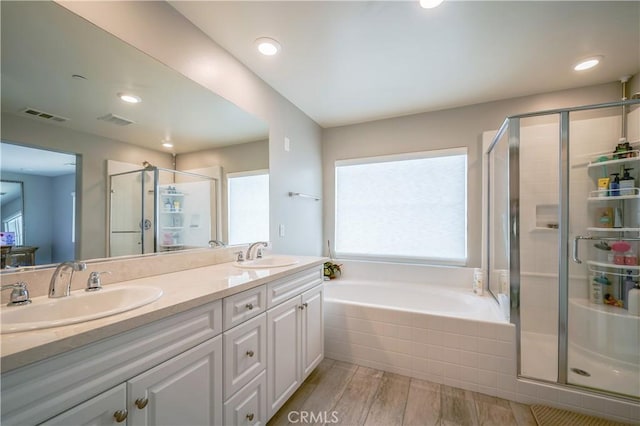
left=570, top=368, right=591, bottom=377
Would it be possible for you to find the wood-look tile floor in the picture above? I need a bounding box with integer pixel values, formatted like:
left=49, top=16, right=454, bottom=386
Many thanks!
left=267, top=359, right=537, bottom=426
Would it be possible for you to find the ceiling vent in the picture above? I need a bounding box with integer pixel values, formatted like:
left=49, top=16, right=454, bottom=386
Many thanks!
left=22, top=108, right=68, bottom=123
left=97, top=113, right=134, bottom=126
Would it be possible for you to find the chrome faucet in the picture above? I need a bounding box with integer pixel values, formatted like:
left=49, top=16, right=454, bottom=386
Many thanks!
left=49, top=261, right=86, bottom=298
left=1, top=282, right=31, bottom=306
left=246, top=241, right=268, bottom=261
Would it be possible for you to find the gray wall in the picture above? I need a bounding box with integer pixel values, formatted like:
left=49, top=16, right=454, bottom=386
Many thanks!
left=61, top=1, right=324, bottom=257
left=323, top=82, right=624, bottom=267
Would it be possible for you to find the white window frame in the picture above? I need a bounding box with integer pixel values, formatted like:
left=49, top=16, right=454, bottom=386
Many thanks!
left=334, top=147, right=468, bottom=265
left=3, top=212, right=23, bottom=246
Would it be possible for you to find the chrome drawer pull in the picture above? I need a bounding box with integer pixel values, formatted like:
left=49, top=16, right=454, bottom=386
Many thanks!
left=246, top=413, right=255, bottom=421
left=245, top=303, right=254, bottom=310
left=246, top=350, right=255, bottom=357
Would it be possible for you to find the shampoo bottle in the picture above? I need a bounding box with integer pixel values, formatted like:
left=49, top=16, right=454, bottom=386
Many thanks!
left=609, top=173, right=620, bottom=196
left=620, top=168, right=635, bottom=196
left=624, top=275, right=638, bottom=309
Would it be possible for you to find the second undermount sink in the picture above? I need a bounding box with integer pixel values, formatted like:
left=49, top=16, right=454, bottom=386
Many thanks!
left=234, top=255, right=299, bottom=269
left=1, top=285, right=163, bottom=334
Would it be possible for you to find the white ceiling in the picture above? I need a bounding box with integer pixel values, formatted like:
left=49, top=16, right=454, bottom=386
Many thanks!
left=170, top=0, right=640, bottom=127
left=0, top=143, right=76, bottom=177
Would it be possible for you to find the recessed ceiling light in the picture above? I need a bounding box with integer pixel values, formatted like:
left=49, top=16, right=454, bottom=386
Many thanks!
left=255, top=37, right=281, bottom=56
left=162, top=142, right=173, bottom=148
left=118, top=92, right=141, bottom=104
left=574, top=56, right=602, bottom=71
left=420, top=0, right=445, bottom=9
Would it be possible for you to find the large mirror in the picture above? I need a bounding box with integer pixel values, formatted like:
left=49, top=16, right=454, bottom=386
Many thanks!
left=0, top=1, right=269, bottom=268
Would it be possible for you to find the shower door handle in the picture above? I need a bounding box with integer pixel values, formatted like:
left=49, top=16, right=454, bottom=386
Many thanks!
left=572, top=235, right=592, bottom=264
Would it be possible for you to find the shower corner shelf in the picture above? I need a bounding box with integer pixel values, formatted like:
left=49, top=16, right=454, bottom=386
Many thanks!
left=586, top=151, right=640, bottom=169
left=587, top=260, right=640, bottom=278
left=587, top=227, right=640, bottom=233
left=160, top=192, right=184, bottom=197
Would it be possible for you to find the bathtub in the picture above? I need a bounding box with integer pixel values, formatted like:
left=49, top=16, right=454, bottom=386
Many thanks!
left=324, top=280, right=504, bottom=322
left=323, top=260, right=515, bottom=397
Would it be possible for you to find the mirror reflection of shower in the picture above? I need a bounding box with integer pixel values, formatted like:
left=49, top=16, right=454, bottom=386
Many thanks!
left=108, top=164, right=219, bottom=257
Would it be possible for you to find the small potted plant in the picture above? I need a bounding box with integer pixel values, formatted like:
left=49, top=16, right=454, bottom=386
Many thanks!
left=324, top=261, right=342, bottom=280
left=324, top=240, right=342, bottom=280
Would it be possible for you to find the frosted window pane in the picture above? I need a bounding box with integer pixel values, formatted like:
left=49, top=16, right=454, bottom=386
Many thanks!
left=228, top=173, right=269, bottom=245
left=335, top=152, right=467, bottom=263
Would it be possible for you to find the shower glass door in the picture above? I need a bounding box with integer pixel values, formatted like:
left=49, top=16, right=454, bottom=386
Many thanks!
left=567, top=106, right=640, bottom=398
left=109, top=170, right=146, bottom=257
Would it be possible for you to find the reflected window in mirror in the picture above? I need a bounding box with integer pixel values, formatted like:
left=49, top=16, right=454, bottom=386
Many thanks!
left=227, top=170, right=269, bottom=245
left=1, top=181, right=24, bottom=245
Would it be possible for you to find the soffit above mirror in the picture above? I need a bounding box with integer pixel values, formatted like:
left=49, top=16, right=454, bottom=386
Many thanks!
left=0, top=1, right=268, bottom=154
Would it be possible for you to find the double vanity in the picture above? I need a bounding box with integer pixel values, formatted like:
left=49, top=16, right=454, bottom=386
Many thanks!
left=0, top=254, right=325, bottom=425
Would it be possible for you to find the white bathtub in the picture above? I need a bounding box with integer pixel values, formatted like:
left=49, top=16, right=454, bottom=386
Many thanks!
left=324, top=279, right=504, bottom=322
left=323, top=260, right=515, bottom=397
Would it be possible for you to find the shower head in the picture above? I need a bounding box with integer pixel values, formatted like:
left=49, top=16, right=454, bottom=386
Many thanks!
left=142, top=161, right=154, bottom=170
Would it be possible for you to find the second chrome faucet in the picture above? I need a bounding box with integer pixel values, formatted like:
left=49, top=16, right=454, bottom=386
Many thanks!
left=49, top=261, right=86, bottom=298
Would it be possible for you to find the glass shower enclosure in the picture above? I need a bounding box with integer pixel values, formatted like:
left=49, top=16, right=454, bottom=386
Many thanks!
left=486, top=97, right=640, bottom=400
left=109, top=167, right=218, bottom=257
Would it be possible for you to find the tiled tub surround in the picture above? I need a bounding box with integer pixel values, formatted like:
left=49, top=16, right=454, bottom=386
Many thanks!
left=323, top=260, right=640, bottom=423
left=0, top=252, right=325, bottom=372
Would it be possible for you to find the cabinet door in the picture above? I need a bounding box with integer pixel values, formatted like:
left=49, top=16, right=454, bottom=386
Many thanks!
left=39, top=384, right=127, bottom=426
left=266, top=296, right=301, bottom=418
left=301, top=285, right=324, bottom=379
left=127, top=336, right=222, bottom=426
left=223, top=370, right=267, bottom=426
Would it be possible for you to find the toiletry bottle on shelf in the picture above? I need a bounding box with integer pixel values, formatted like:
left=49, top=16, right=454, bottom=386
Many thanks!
left=625, top=247, right=638, bottom=266
left=590, top=274, right=606, bottom=304
left=620, top=168, right=635, bottom=196
left=473, top=268, right=484, bottom=296
left=623, top=274, right=638, bottom=309
left=628, top=284, right=640, bottom=316
left=609, top=173, right=620, bottom=196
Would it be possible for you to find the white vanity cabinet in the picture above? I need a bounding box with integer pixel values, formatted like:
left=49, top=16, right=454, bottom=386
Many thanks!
left=1, top=263, right=324, bottom=426
left=266, top=270, right=324, bottom=419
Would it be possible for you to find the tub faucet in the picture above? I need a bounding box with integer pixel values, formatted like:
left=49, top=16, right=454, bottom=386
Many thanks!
left=246, top=241, right=268, bottom=261
left=49, top=261, right=86, bottom=298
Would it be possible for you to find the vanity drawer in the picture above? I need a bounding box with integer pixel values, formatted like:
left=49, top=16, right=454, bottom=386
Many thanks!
left=223, top=370, right=266, bottom=426
left=223, top=285, right=267, bottom=331
left=223, top=314, right=266, bottom=399
left=267, top=267, right=323, bottom=308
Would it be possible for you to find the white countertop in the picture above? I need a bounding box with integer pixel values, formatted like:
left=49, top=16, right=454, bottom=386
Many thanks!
left=0, top=256, right=325, bottom=373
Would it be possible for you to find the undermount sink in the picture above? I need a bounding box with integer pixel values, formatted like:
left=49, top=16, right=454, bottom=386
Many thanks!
left=234, top=255, right=299, bottom=269
left=1, top=285, right=163, bottom=334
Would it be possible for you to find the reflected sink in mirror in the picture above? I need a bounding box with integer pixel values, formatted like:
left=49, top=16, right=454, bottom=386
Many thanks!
left=1, top=285, right=163, bottom=334
left=234, top=256, right=299, bottom=269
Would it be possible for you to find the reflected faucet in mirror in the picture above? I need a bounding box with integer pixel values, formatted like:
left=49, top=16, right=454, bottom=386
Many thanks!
left=208, top=240, right=226, bottom=248
left=49, top=261, right=86, bottom=298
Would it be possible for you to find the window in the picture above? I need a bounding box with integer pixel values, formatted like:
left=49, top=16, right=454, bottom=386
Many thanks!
left=227, top=170, right=269, bottom=245
left=335, top=148, right=467, bottom=265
